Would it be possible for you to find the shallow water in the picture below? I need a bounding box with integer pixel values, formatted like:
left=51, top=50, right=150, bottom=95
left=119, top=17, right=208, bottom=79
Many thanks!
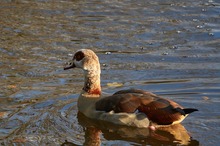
left=0, top=0, right=220, bottom=145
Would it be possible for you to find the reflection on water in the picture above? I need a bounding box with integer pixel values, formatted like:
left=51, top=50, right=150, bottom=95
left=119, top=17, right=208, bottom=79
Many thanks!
left=0, top=0, right=220, bottom=145
left=75, top=112, right=199, bottom=146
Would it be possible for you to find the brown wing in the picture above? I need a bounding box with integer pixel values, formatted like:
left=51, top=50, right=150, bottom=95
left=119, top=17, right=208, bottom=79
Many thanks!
left=138, top=98, right=184, bottom=125
left=96, top=89, right=195, bottom=125
left=96, top=89, right=156, bottom=112
left=95, top=93, right=142, bottom=113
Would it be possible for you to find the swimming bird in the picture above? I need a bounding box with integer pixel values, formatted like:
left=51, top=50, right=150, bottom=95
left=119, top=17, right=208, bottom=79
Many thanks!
left=64, top=49, right=198, bottom=128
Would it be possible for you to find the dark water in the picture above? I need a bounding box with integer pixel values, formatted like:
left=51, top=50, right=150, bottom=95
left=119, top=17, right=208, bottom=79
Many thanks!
left=0, top=0, right=220, bottom=145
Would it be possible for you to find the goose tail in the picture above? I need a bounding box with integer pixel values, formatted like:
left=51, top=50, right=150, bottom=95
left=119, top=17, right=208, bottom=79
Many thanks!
left=183, top=108, right=198, bottom=115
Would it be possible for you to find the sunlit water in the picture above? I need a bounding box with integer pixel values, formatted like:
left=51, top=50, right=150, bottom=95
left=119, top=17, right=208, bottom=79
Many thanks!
left=0, top=0, right=220, bottom=145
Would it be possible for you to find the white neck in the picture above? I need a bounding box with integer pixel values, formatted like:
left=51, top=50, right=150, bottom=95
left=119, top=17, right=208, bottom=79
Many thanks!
left=83, top=69, right=101, bottom=95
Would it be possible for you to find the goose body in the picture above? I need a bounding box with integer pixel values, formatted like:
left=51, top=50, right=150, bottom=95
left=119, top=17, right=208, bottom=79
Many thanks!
left=64, top=49, right=197, bottom=128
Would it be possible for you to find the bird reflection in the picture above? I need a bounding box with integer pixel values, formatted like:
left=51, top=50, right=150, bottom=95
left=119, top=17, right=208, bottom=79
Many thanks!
left=83, top=127, right=101, bottom=146
left=61, top=112, right=199, bottom=146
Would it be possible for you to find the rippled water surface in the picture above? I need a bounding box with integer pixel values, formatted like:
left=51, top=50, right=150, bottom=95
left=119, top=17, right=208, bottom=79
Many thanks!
left=0, top=0, right=220, bottom=145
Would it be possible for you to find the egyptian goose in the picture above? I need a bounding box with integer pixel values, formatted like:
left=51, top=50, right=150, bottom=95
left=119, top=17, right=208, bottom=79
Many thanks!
left=64, top=49, right=198, bottom=128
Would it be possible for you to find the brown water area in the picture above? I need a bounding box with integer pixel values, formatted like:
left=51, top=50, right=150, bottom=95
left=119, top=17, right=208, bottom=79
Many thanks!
left=0, top=0, right=220, bottom=145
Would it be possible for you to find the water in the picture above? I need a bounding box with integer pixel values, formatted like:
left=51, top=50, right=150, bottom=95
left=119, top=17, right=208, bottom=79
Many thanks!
left=0, top=0, right=220, bottom=145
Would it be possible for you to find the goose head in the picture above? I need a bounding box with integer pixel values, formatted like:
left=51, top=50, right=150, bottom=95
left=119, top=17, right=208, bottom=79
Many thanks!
left=64, top=49, right=101, bottom=94
left=64, top=49, right=101, bottom=74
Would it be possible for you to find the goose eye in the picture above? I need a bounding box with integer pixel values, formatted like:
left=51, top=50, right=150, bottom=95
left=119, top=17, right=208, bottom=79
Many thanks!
left=74, top=51, right=85, bottom=61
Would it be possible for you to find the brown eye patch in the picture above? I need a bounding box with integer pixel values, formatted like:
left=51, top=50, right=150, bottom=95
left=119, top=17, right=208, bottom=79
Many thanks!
left=74, top=51, right=85, bottom=61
